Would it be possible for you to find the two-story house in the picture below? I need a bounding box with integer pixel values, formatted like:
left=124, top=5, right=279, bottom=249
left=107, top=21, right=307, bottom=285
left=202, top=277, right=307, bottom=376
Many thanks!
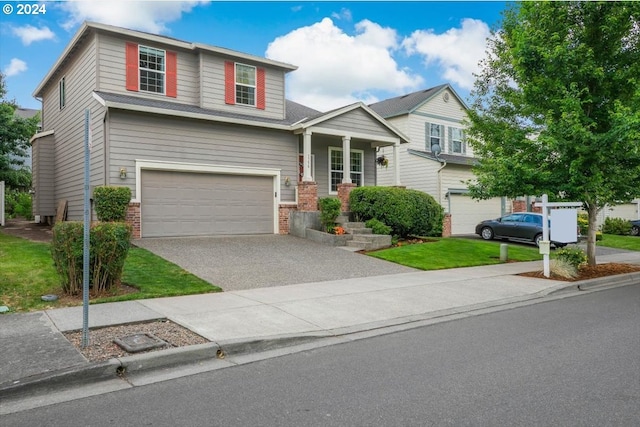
left=370, top=84, right=508, bottom=235
left=30, top=21, right=408, bottom=238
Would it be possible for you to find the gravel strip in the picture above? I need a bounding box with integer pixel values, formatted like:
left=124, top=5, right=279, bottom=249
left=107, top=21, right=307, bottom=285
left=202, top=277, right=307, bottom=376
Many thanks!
left=63, top=320, right=209, bottom=362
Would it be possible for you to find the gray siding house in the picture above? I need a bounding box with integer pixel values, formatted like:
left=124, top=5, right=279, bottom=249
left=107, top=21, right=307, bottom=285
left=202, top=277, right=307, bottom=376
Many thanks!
left=31, top=21, right=407, bottom=238
left=369, top=84, right=507, bottom=235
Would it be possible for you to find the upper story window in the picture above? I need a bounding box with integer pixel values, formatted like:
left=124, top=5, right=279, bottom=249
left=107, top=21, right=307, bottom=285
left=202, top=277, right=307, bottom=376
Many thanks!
left=139, top=46, right=165, bottom=94
left=235, top=64, right=256, bottom=106
left=225, top=61, right=266, bottom=110
left=59, top=76, right=66, bottom=110
left=126, top=43, right=177, bottom=98
left=449, top=127, right=466, bottom=154
left=427, top=123, right=443, bottom=153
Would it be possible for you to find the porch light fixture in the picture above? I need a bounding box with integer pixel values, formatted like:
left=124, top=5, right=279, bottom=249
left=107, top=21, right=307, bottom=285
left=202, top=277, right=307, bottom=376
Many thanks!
left=119, top=167, right=127, bottom=179
left=284, top=176, right=291, bottom=186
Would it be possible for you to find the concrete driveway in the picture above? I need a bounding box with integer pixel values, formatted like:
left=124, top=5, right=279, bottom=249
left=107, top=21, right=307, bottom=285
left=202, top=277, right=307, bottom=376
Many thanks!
left=133, top=235, right=417, bottom=291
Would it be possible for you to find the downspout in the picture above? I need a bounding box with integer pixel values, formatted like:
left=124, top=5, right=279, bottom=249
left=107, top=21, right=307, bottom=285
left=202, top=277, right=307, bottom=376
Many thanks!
left=436, top=152, right=447, bottom=208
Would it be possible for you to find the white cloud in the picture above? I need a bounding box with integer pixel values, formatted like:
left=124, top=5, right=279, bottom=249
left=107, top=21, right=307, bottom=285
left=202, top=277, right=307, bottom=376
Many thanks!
left=331, top=8, right=352, bottom=22
left=403, top=18, right=491, bottom=90
left=4, top=58, right=28, bottom=77
left=60, top=0, right=210, bottom=33
left=11, top=25, right=56, bottom=45
left=266, top=18, right=423, bottom=111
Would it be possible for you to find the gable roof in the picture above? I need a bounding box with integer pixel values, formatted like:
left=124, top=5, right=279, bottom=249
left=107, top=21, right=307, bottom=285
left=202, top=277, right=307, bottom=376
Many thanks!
left=368, top=84, right=468, bottom=119
left=293, top=101, right=410, bottom=144
left=34, top=21, right=298, bottom=98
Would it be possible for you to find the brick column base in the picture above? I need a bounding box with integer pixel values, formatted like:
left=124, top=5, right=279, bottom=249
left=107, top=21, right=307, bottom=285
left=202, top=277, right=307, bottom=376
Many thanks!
left=125, top=202, right=141, bottom=239
left=278, top=204, right=297, bottom=234
left=297, top=181, right=318, bottom=212
left=512, top=200, right=526, bottom=212
left=337, top=183, right=357, bottom=212
left=442, top=213, right=452, bottom=237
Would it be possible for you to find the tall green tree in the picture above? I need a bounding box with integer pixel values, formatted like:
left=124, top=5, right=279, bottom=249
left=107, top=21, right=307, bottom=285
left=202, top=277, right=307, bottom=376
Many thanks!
left=0, top=72, right=40, bottom=190
left=466, top=1, right=640, bottom=265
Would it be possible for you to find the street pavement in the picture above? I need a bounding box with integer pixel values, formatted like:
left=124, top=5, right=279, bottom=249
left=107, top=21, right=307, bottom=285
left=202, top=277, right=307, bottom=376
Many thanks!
left=2, top=250, right=640, bottom=411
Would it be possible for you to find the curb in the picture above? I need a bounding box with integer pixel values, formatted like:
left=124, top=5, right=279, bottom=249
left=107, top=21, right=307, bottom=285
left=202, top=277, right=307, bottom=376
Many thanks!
left=1, top=343, right=222, bottom=401
left=545, top=271, right=640, bottom=295
left=0, top=359, right=120, bottom=401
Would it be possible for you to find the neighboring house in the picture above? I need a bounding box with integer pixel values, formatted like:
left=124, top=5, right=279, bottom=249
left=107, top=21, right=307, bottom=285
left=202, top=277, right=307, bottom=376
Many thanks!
left=369, top=84, right=507, bottom=235
left=30, top=21, right=408, bottom=238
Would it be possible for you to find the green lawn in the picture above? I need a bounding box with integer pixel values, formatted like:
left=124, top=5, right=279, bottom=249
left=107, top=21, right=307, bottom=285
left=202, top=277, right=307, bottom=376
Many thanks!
left=0, top=233, right=220, bottom=313
left=597, top=234, right=640, bottom=251
left=368, top=237, right=542, bottom=270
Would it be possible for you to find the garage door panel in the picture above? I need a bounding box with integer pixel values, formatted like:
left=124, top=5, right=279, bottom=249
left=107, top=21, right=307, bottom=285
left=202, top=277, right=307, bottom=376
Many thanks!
left=141, top=170, right=274, bottom=237
left=450, top=195, right=503, bottom=235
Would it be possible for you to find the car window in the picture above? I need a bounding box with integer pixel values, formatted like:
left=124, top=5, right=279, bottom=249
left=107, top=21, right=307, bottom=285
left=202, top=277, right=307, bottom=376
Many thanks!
left=502, top=214, right=524, bottom=222
left=523, top=214, right=542, bottom=225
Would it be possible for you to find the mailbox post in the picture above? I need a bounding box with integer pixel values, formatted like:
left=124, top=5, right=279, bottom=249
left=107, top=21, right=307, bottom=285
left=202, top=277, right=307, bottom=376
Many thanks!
left=534, top=194, right=582, bottom=277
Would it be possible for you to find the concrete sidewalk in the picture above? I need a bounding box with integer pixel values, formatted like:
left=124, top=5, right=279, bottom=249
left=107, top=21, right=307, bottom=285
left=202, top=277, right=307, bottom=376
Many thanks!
left=2, top=251, right=640, bottom=404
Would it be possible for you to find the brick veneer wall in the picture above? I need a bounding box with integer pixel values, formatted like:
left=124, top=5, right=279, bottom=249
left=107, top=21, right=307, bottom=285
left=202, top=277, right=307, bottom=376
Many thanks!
left=126, top=202, right=141, bottom=239
left=512, top=200, right=527, bottom=212
left=278, top=204, right=297, bottom=234
left=337, top=183, right=357, bottom=212
left=442, top=213, right=452, bottom=237
left=297, top=181, right=318, bottom=212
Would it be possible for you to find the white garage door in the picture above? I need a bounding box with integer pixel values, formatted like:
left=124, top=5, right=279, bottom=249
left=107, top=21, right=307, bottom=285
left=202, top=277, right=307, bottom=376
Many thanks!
left=449, top=194, right=503, bottom=235
left=141, top=170, right=275, bottom=238
left=605, top=203, right=639, bottom=221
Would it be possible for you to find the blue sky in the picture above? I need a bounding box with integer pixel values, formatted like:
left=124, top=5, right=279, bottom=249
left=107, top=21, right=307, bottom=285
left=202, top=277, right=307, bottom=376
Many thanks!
left=0, top=1, right=508, bottom=111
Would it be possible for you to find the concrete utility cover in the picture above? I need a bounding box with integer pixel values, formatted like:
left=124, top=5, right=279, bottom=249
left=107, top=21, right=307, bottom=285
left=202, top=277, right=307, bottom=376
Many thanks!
left=113, top=333, right=167, bottom=353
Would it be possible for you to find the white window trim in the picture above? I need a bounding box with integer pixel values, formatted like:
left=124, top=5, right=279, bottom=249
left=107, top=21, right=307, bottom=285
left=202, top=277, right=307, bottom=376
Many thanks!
left=427, top=122, right=442, bottom=152
left=59, top=76, right=66, bottom=110
left=139, top=45, right=166, bottom=95
left=235, top=62, right=257, bottom=107
left=328, top=147, right=364, bottom=195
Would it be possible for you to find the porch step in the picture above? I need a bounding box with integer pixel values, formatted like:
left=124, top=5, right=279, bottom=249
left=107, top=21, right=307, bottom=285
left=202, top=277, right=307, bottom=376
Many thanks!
left=346, top=234, right=392, bottom=251
left=343, top=222, right=372, bottom=235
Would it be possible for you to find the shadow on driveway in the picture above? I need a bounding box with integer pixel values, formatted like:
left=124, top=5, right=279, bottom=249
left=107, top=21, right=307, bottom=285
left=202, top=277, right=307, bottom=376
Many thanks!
left=133, top=234, right=417, bottom=291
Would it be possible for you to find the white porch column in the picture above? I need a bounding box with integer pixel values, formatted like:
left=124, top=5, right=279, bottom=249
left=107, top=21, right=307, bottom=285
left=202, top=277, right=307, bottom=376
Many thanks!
left=393, top=141, right=401, bottom=186
left=342, top=135, right=352, bottom=183
left=302, top=129, right=313, bottom=182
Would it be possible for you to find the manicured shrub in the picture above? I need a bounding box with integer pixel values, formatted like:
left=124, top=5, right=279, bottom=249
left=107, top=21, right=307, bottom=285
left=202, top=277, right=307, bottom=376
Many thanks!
left=318, top=197, right=342, bottom=233
left=93, top=186, right=131, bottom=222
left=51, top=221, right=132, bottom=295
left=577, top=213, right=589, bottom=236
left=601, top=217, right=632, bottom=235
left=4, top=189, right=33, bottom=220
left=365, top=218, right=392, bottom=235
left=555, top=246, right=587, bottom=269
left=349, top=186, right=443, bottom=238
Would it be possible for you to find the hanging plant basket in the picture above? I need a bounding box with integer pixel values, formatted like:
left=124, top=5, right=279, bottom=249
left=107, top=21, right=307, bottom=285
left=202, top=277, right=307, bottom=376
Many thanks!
left=376, top=155, right=389, bottom=168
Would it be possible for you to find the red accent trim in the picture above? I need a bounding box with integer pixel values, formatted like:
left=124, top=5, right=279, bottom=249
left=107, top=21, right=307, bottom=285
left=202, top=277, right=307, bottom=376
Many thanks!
left=257, top=67, right=266, bottom=110
left=224, top=61, right=235, bottom=104
left=125, top=43, right=139, bottom=92
left=166, top=51, right=177, bottom=97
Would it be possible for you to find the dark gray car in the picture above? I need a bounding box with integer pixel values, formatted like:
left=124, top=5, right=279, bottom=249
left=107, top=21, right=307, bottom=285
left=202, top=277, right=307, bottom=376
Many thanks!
left=475, top=212, right=569, bottom=248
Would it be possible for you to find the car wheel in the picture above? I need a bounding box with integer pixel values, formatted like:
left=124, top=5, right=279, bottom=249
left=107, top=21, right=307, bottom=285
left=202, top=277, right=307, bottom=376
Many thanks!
left=481, top=227, right=494, bottom=240
left=554, top=243, right=567, bottom=249
left=631, top=226, right=640, bottom=236
left=534, top=234, right=543, bottom=247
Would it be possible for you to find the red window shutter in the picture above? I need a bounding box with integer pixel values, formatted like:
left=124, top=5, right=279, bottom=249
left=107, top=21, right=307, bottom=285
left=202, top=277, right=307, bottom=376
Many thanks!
left=224, top=61, right=235, bottom=105
left=257, top=67, right=266, bottom=110
left=125, top=43, right=139, bottom=92
left=166, top=51, right=177, bottom=97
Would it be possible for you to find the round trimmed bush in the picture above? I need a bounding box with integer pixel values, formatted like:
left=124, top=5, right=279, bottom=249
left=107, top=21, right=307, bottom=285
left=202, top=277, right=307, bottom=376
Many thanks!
left=349, top=187, right=443, bottom=237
